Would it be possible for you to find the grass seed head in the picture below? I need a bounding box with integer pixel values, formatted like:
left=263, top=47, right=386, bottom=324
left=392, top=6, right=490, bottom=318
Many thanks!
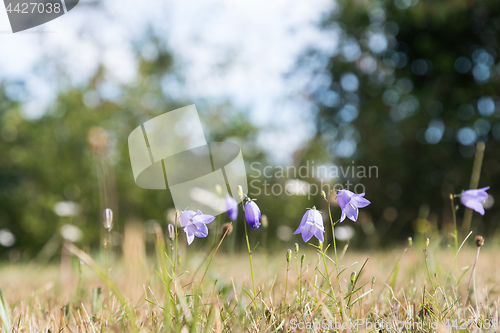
left=237, top=185, right=244, bottom=200
left=168, top=224, right=175, bottom=241
left=221, top=223, right=233, bottom=235
left=103, top=208, right=113, bottom=230
left=475, top=235, right=484, bottom=247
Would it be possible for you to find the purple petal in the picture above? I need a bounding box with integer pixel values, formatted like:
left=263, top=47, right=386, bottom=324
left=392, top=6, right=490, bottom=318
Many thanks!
left=336, top=190, right=355, bottom=210
left=310, top=209, right=324, bottom=228
left=193, top=213, right=216, bottom=225
left=297, top=210, right=311, bottom=229
left=186, top=231, right=195, bottom=245
left=352, top=194, right=371, bottom=208
left=462, top=188, right=489, bottom=203
left=314, top=228, right=324, bottom=242
left=226, top=197, right=238, bottom=221
left=293, top=225, right=303, bottom=235
left=189, top=222, right=209, bottom=238
left=301, top=228, right=314, bottom=242
left=461, top=198, right=485, bottom=215
left=180, top=210, right=196, bottom=227
left=340, top=211, right=347, bottom=222
left=343, top=202, right=359, bottom=222
left=245, top=201, right=261, bottom=229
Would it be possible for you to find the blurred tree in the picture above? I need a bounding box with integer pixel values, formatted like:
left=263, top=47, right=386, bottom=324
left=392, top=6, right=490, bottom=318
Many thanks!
left=300, top=0, right=500, bottom=245
left=0, top=36, right=261, bottom=258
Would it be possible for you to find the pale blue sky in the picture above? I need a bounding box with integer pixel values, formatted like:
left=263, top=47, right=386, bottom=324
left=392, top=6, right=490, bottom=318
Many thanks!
left=0, top=0, right=337, bottom=162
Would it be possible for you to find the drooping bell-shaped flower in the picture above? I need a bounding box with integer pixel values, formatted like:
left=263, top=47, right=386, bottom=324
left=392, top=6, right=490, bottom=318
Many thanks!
left=461, top=187, right=489, bottom=215
left=336, top=190, right=370, bottom=222
left=293, top=207, right=324, bottom=243
left=180, top=210, right=215, bottom=245
left=226, top=196, right=238, bottom=221
left=244, top=200, right=261, bottom=229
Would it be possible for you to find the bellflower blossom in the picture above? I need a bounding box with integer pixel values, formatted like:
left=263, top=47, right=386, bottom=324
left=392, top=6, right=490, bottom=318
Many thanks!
left=337, top=190, right=371, bottom=222
left=180, top=210, right=215, bottom=245
left=244, top=200, right=261, bottom=229
left=461, top=187, right=489, bottom=215
left=293, top=207, right=324, bottom=243
left=226, top=196, right=238, bottom=221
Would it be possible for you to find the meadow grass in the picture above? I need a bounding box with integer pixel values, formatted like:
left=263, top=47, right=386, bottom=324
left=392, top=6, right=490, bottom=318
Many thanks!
left=0, top=230, right=498, bottom=333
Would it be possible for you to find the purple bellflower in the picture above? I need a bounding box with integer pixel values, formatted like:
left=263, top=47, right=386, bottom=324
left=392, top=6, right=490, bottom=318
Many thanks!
left=461, top=187, right=489, bottom=215
left=226, top=196, right=238, bottom=221
left=337, top=189, right=371, bottom=222
left=244, top=200, right=261, bottom=229
left=293, top=207, right=324, bottom=243
left=180, top=210, right=215, bottom=245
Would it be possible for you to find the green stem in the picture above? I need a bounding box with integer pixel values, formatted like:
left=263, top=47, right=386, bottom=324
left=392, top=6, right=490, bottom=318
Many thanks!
left=450, top=194, right=458, bottom=254
left=104, top=229, right=109, bottom=278
left=328, top=202, right=340, bottom=279
left=320, top=242, right=337, bottom=306
left=284, top=261, right=289, bottom=318
left=450, top=194, right=459, bottom=274
left=244, top=221, right=257, bottom=306
left=424, top=250, right=435, bottom=292
left=299, top=260, right=303, bottom=308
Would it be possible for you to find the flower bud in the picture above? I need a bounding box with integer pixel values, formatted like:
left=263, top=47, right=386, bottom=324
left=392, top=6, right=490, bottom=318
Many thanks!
left=286, top=249, right=292, bottom=263
left=103, top=208, right=113, bottom=230
left=221, top=223, right=233, bottom=235
left=424, top=238, right=430, bottom=248
left=168, top=224, right=175, bottom=241
left=321, top=190, right=327, bottom=201
left=261, top=214, right=268, bottom=228
left=350, top=271, right=356, bottom=283
left=371, top=276, right=376, bottom=284
left=215, top=184, right=222, bottom=195
left=294, top=243, right=299, bottom=254
left=237, top=185, right=244, bottom=200
left=301, top=254, right=305, bottom=264
left=407, top=237, right=413, bottom=247
left=475, top=235, right=484, bottom=247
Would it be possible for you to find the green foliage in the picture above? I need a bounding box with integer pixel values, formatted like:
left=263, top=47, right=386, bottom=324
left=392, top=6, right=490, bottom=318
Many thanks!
left=303, top=0, right=500, bottom=243
left=0, top=42, right=260, bottom=256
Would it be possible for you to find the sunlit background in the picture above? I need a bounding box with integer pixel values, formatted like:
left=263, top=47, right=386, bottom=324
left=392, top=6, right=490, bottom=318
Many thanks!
left=0, top=0, right=499, bottom=259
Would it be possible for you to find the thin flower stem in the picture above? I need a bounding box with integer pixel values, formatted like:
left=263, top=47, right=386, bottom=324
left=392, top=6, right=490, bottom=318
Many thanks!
left=284, top=260, right=289, bottom=318
left=326, top=192, right=345, bottom=318
left=320, top=242, right=337, bottom=308
left=104, top=228, right=110, bottom=302
left=466, top=246, right=481, bottom=304
left=174, top=213, right=178, bottom=277
left=450, top=194, right=459, bottom=274
left=424, top=249, right=435, bottom=292
left=104, top=229, right=110, bottom=278
left=201, top=223, right=232, bottom=284
left=244, top=221, right=257, bottom=306
left=449, top=194, right=458, bottom=254
left=241, top=200, right=257, bottom=306
left=327, top=201, right=340, bottom=279
left=299, top=259, right=303, bottom=308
